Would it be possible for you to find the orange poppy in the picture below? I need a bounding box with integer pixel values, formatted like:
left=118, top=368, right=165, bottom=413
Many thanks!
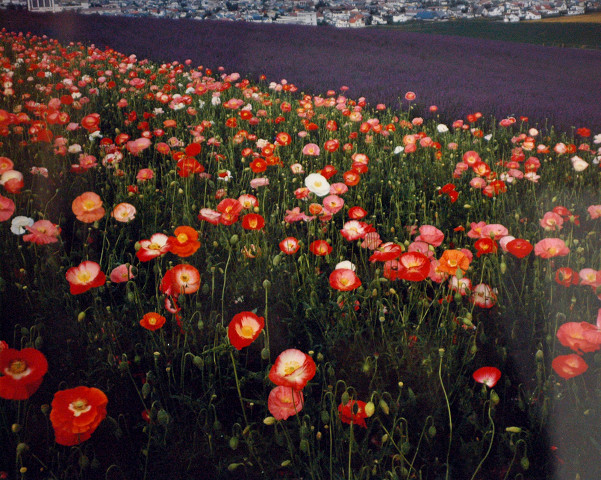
left=140, top=312, right=166, bottom=331
left=438, top=249, right=471, bottom=276
left=168, top=226, right=201, bottom=257
left=71, top=192, right=105, bottom=223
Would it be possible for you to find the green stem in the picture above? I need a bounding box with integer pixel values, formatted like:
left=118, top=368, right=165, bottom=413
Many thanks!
left=470, top=400, right=495, bottom=480
left=229, top=350, right=248, bottom=426
left=439, top=350, right=452, bottom=480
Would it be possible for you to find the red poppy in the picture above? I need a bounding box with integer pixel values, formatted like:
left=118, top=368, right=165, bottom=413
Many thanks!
left=136, top=233, right=170, bottom=262
left=279, top=237, right=300, bottom=254
left=474, top=238, right=498, bottom=257
left=343, top=171, right=360, bottom=187
left=555, top=267, right=579, bottom=287
left=348, top=206, right=367, bottom=220
left=176, top=157, right=204, bottom=177
left=228, top=311, right=265, bottom=350
left=472, top=366, right=501, bottom=388
left=250, top=158, right=267, bottom=173
left=65, top=261, right=106, bottom=295
left=552, top=354, right=588, bottom=380
left=556, top=322, right=601, bottom=354
left=160, top=264, right=201, bottom=296
left=329, top=269, right=361, bottom=291
left=167, top=226, right=201, bottom=257
left=275, top=132, right=291, bottom=146
left=320, top=164, right=338, bottom=179
left=140, top=312, right=166, bottom=331
left=241, top=213, right=265, bottom=230
left=50, top=386, right=108, bottom=446
left=396, top=252, right=431, bottom=282
left=338, top=400, right=368, bottom=428
left=506, top=238, right=533, bottom=258
left=269, top=349, right=316, bottom=390
left=369, top=242, right=402, bottom=263
left=309, top=240, right=332, bottom=256
left=0, top=348, right=48, bottom=400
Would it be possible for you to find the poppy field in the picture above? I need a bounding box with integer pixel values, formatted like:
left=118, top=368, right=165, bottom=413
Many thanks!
left=0, top=26, right=601, bottom=480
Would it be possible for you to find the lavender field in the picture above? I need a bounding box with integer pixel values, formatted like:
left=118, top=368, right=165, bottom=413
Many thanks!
left=2, top=10, right=601, bottom=133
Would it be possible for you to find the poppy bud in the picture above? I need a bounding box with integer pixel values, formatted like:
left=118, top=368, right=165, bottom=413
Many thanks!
left=11, top=423, right=21, bottom=433
left=79, top=454, right=90, bottom=469
left=520, top=456, right=530, bottom=470
left=263, top=416, right=276, bottom=425
left=500, top=260, right=507, bottom=274
left=506, top=426, right=522, bottom=433
left=490, top=390, right=500, bottom=406
left=428, top=425, right=437, bottom=437
left=321, top=411, right=330, bottom=424
left=142, top=382, right=150, bottom=399
left=16, top=443, right=28, bottom=456
left=365, top=401, right=375, bottom=417
left=77, top=311, right=86, bottom=321
left=193, top=356, right=204, bottom=369
left=535, top=350, right=544, bottom=363
left=263, top=279, right=271, bottom=290
left=229, top=437, right=239, bottom=450
left=280, top=460, right=291, bottom=467
left=341, top=391, right=350, bottom=405
left=230, top=234, right=239, bottom=245
left=228, top=463, right=242, bottom=472
left=157, top=409, right=170, bottom=427
left=300, top=439, right=309, bottom=453
left=261, top=348, right=270, bottom=360
left=379, top=399, right=390, bottom=415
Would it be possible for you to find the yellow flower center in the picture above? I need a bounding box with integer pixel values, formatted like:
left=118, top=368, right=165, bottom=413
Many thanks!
left=83, top=200, right=97, bottom=210
left=177, top=233, right=189, bottom=243
left=240, top=325, right=255, bottom=338
left=149, top=243, right=160, bottom=250
left=76, top=271, right=91, bottom=283
left=69, top=398, right=92, bottom=417
left=284, top=362, right=300, bottom=376
left=9, top=359, right=27, bottom=375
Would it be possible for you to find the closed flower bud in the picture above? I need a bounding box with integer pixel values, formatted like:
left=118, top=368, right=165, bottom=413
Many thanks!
left=77, top=311, right=86, bottom=321
left=379, top=399, right=390, bottom=415
left=157, top=409, right=170, bottom=427
left=490, top=390, right=500, bottom=406
left=263, top=279, right=271, bottom=290
left=263, top=416, right=277, bottom=425
left=230, top=234, right=239, bottom=245
left=520, top=456, right=530, bottom=470
left=428, top=425, right=437, bottom=437
left=193, top=356, right=204, bottom=369
left=365, top=401, right=375, bottom=417
left=16, top=443, right=29, bottom=456
left=229, top=437, right=239, bottom=450
left=505, top=426, right=522, bottom=433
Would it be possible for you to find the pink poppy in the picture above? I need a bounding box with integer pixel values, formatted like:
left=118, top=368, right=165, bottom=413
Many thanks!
left=136, top=168, right=154, bottom=182
left=449, top=276, right=472, bottom=295
left=250, top=177, right=269, bottom=189
left=0, top=194, right=15, bottom=221
left=539, top=212, right=563, bottom=232
left=369, top=242, right=402, bottom=262
left=361, top=232, right=382, bottom=250
left=126, top=137, right=152, bottom=155
left=268, top=386, right=304, bottom=420
left=269, top=349, right=316, bottom=390
left=480, top=224, right=509, bottom=240
left=415, top=225, right=444, bottom=247
left=1, top=170, right=24, bottom=194
left=588, top=205, right=601, bottom=219
left=340, top=220, right=374, bottom=241
left=198, top=208, right=221, bottom=225
left=65, top=261, right=106, bottom=295
left=109, top=264, right=135, bottom=283
left=471, top=283, right=497, bottom=308
left=467, top=221, right=487, bottom=239
left=408, top=241, right=434, bottom=259
left=329, top=183, right=348, bottom=195
left=534, top=238, right=570, bottom=258
left=329, top=269, right=361, bottom=291
left=579, top=269, right=601, bottom=288
left=111, top=203, right=137, bottom=223
left=23, top=220, right=60, bottom=245
left=322, top=195, right=344, bottom=215
left=284, top=207, right=314, bottom=223
left=302, top=143, right=320, bottom=156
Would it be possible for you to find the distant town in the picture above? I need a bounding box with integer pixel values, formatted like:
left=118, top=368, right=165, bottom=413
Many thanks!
left=2, top=0, right=600, bottom=26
